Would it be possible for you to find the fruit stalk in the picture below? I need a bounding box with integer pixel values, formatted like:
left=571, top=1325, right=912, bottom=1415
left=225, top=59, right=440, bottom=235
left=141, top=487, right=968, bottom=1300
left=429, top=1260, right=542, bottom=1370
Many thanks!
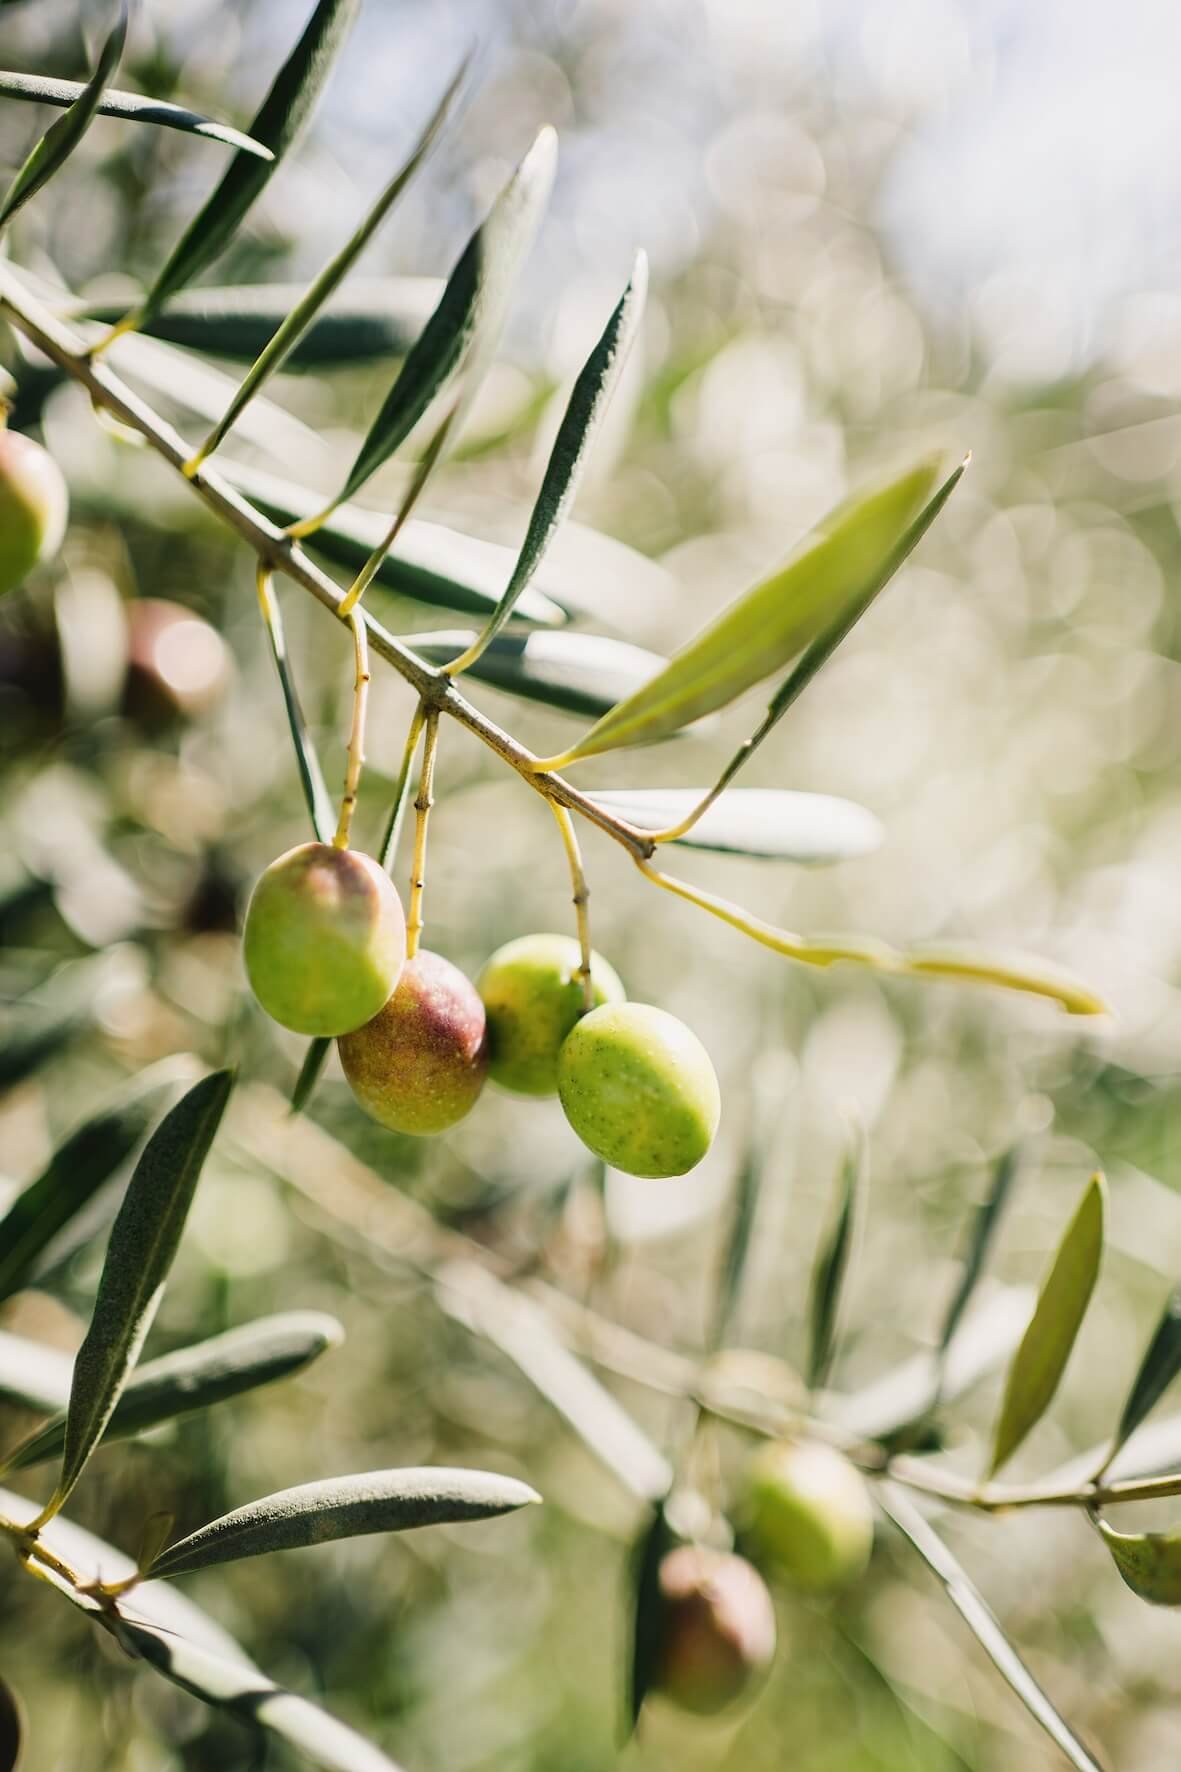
left=548, top=802, right=594, bottom=1013
left=334, top=606, right=370, bottom=850
left=406, top=707, right=439, bottom=959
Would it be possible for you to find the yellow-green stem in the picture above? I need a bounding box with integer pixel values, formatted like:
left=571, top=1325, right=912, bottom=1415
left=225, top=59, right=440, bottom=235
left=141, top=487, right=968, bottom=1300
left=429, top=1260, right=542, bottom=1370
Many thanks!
left=334, top=608, right=371, bottom=850
left=550, top=801, right=594, bottom=1011
left=406, top=707, right=439, bottom=958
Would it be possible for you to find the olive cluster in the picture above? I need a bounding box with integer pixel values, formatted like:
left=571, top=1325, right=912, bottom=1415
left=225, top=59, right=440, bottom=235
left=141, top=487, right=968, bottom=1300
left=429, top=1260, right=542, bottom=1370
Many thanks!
left=242, top=842, right=722, bottom=1178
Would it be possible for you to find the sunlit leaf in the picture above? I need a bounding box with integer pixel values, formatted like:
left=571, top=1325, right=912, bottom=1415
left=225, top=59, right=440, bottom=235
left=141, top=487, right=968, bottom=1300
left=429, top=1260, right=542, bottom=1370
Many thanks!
left=588, top=787, right=883, bottom=863
left=0, top=7, right=128, bottom=229
left=452, top=251, right=647, bottom=670
left=937, top=1147, right=1020, bottom=1366
left=1110, top=1284, right=1181, bottom=1459
left=1095, top=1514, right=1181, bottom=1607
left=137, top=0, right=360, bottom=322
left=881, top=1484, right=1106, bottom=1772
left=807, top=1129, right=863, bottom=1392
left=110, top=330, right=322, bottom=462
left=539, top=455, right=944, bottom=765
left=988, top=1173, right=1105, bottom=1478
left=0, top=1330, right=72, bottom=1415
left=0, top=70, right=273, bottom=157
left=149, top=1466, right=538, bottom=1577
left=49, top=1070, right=233, bottom=1513
left=409, top=629, right=668, bottom=719
left=627, top=1500, right=676, bottom=1734
left=6, top=1311, right=343, bottom=1470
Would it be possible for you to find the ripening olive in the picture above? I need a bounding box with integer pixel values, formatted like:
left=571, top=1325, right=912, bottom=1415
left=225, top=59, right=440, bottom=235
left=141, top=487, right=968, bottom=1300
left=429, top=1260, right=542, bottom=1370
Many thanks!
left=242, top=842, right=405, bottom=1037
left=0, top=428, right=68, bottom=596
left=557, top=1002, right=720, bottom=1178
left=742, top=1439, right=874, bottom=1593
left=477, top=932, right=625, bottom=1096
left=653, top=1545, right=777, bottom=1715
left=338, top=949, right=489, bottom=1135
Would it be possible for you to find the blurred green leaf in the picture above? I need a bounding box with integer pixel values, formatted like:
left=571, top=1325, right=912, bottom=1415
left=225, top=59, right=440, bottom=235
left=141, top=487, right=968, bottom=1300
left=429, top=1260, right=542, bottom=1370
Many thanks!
left=541, top=455, right=944, bottom=765
left=452, top=251, right=647, bottom=670
left=0, top=70, right=273, bottom=157
left=137, top=0, right=360, bottom=322
left=291, top=1036, right=332, bottom=1115
left=50, top=1070, right=233, bottom=1513
left=1095, top=1514, right=1181, bottom=1607
left=1109, top=1284, right=1181, bottom=1460
left=627, top=1500, right=676, bottom=1734
left=5, top=1311, right=343, bottom=1470
left=587, top=787, right=883, bottom=863
left=0, top=1329, right=72, bottom=1416
left=149, top=1466, right=539, bottom=1577
left=409, top=629, right=668, bottom=719
left=937, top=1148, right=1021, bottom=1368
left=807, top=1128, right=863, bottom=1392
left=0, top=1080, right=170, bottom=1305
left=710, top=1140, right=763, bottom=1353
left=988, top=1173, right=1105, bottom=1479
left=0, top=6, right=128, bottom=229
left=0, top=1005, right=86, bottom=1094
left=881, top=1485, right=1106, bottom=1772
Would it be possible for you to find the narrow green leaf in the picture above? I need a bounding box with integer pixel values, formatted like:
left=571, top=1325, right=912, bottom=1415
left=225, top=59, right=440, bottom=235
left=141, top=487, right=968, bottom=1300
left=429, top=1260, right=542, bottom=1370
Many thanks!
left=224, top=462, right=567, bottom=624
left=540, top=455, right=945, bottom=766
left=587, top=788, right=883, bottom=863
left=937, top=1148, right=1021, bottom=1364
left=710, top=1144, right=763, bottom=1353
left=881, top=1485, right=1107, bottom=1772
left=0, top=1329, right=72, bottom=1415
left=0, top=70, right=274, bottom=157
left=79, top=277, right=441, bottom=364
left=408, top=629, right=668, bottom=719
left=325, top=125, right=558, bottom=511
left=627, top=1500, right=676, bottom=1734
left=452, top=251, right=647, bottom=670
left=807, top=1129, right=863, bottom=1392
left=291, top=1036, right=332, bottom=1115
left=1094, top=1514, right=1181, bottom=1607
left=256, top=574, right=335, bottom=843
left=0, top=1080, right=169, bottom=1305
left=1110, top=1285, right=1181, bottom=1458
left=0, top=1675, right=22, bottom=1772
left=193, top=61, right=465, bottom=465
left=137, top=0, right=360, bottom=322
left=0, top=7, right=128, bottom=229
left=149, top=1466, right=539, bottom=1578
left=5, top=1311, right=343, bottom=1470
left=51, top=1070, right=233, bottom=1511
left=113, top=1620, right=406, bottom=1772
left=988, top=1173, right=1106, bottom=1478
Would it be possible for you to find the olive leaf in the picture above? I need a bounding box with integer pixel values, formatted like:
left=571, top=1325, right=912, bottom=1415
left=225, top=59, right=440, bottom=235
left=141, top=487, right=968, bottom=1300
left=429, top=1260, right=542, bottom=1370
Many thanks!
left=710, top=1136, right=764, bottom=1353
left=807, top=1128, right=864, bottom=1392
left=627, top=1499, right=676, bottom=1733
left=0, top=1077, right=173, bottom=1305
left=987, top=1173, right=1106, bottom=1479
left=881, top=1484, right=1106, bottom=1772
left=451, top=250, right=647, bottom=671
left=937, top=1147, right=1021, bottom=1373
left=587, top=788, right=883, bottom=863
left=1094, top=1514, right=1181, bottom=1607
left=1108, top=1284, right=1181, bottom=1462
left=136, top=0, right=360, bottom=323
left=536, top=454, right=945, bottom=766
left=149, top=1466, right=539, bottom=1578
left=0, top=70, right=273, bottom=157
left=46, top=1070, right=233, bottom=1515
left=0, top=6, right=128, bottom=230
left=291, top=1036, right=332, bottom=1114
left=5, top=1311, right=343, bottom=1470
left=409, top=630, right=669, bottom=720
left=256, top=574, right=335, bottom=843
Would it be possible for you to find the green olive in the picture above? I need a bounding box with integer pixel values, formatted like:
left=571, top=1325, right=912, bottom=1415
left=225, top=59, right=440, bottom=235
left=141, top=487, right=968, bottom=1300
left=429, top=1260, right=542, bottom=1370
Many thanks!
left=0, top=429, right=68, bottom=596
left=557, top=1002, right=720, bottom=1178
left=742, top=1440, right=874, bottom=1593
left=478, top=932, right=625, bottom=1096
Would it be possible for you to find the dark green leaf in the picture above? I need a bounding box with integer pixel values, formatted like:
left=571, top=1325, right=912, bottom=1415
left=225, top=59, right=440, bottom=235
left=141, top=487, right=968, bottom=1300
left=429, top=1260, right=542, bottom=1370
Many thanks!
left=587, top=788, right=883, bottom=863
left=0, top=1079, right=170, bottom=1304
left=807, top=1129, right=863, bottom=1391
left=224, top=463, right=566, bottom=624
left=0, top=70, right=273, bottom=157
left=1111, top=1285, right=1181, bottom=1457
left=627, top=1500, right=676, bottom=1734
left=452, top=252, right=647, bottom=668
left=149, top=1465, right=538, bottom=1577
left=51, top=1070, right=233, bottom=1510
left=1094, top=1514, right=1181, bottom=1607
left=0, top=1003, right=86, bottom=1093
left=710, top=1139, right=763, bottom=1353
left=291, top=1036, right=331, bottom=1115
left=0, top=1329, right=72, bottom=1415
left=0, top=7, right=128, bottom=229
left=408, top=629, right=668, bottom=719
left=328, top=126, right=557, bottom=509
left=988, top=1173, right=1105, bottom=1478
left=937, top=1147, right=1021, bottom=1364
left=79, top=277, right=441, bottom=364
left=6, top=1311, right=343, bottom=1470
left=0, top=1675, right=22, bottom=1772
left=881, top=1485, right=1106, bottom=1772
left=257, top=577, right=335, bottom=842
left=138, top=0, right=360, bottom=321
left=540, top=455, right=945, bottom=765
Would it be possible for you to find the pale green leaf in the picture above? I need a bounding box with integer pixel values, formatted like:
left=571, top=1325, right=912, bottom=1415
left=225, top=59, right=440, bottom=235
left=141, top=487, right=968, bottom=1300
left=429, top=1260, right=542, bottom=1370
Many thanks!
left=0, top=70, right=273, bottom=157
left=587, top=788, right=883, bottom=863
left=937, top=1147, right=1021, bottom=1365
left=0, top=7, right=128, bottom=229
left=1095, top=1514, right=1181, bottom=1607
left=409, top=629, right=668, bottom=719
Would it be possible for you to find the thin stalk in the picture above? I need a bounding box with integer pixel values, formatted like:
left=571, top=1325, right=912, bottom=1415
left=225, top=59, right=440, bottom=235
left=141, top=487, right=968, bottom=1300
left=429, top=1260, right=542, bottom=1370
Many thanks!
left=549, top=802, right=594, bottom=1011
left=333, top=608, right=370, bottom=849
left=378, top=701, right=427, bottom=872
left=406, top=708, right=439, bottom=958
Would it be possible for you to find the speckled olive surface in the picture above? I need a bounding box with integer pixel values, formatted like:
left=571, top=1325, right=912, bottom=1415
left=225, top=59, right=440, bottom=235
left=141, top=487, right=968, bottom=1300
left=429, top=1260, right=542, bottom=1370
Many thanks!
left=655, top=1546, right=776, bottom=1715
left=0, top=429, right=68, bottom=596
left=338, top=949, right=489, bottom=1135
left=556, top=1001, right=720, bottom=1178
left=742, top=1439, right=874, bottom=1592
left=243, top=842, right=405, bottom=1037
left=477, top=932, right=626, bottom=1096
